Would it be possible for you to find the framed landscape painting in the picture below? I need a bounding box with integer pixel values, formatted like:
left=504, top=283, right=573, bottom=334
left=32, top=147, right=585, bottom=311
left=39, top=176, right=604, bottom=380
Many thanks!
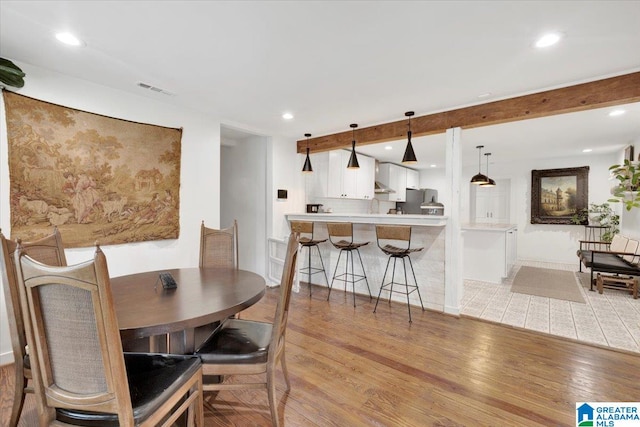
left=531, top=166, right=589, bottom=224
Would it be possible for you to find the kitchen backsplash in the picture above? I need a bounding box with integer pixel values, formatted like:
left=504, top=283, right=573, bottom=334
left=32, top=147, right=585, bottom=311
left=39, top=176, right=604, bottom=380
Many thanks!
left=311, top=197, right=396, bottom=214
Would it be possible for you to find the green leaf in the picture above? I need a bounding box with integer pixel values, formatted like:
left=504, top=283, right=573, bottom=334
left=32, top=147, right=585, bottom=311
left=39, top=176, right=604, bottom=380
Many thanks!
left=0, top=57, right=25, bottom=88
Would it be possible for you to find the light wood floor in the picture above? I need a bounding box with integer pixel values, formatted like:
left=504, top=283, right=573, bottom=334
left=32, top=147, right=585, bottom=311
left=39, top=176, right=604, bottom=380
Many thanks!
left=2, top=284, right=639, bottom=426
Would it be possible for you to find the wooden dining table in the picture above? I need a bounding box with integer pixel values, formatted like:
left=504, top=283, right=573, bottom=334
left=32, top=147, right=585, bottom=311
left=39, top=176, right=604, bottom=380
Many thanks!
left=110, top=267, right=266, bottom=353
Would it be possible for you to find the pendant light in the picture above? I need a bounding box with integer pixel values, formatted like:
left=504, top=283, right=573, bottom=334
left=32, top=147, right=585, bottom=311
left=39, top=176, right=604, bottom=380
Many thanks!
left=480, top=152, right=496, bottom=187
left=302, top=133, right=313, bottom=173
left=402, top=111, right=417, bottom=164
left=470, top=145, right=489, bottom=185
left=347, top=123, right=360, bottom=169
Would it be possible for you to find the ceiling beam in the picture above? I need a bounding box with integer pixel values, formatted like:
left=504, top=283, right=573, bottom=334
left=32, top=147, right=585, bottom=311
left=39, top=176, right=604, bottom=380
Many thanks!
left=297, top=71, right=640, bottom=154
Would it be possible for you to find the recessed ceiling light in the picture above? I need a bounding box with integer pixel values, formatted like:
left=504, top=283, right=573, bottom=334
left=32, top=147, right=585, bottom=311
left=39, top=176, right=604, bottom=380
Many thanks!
left=430, top=164, right=437, bottom=168
left=582, top=148, right=593, bottom=153
left=477, top=93, right=491, bottom=99
left=534, top=32, right=562, bottom=48
left=55, top=32, right=84, bottom=47
left=609, top=109, right=626, bottom=117
left=282, top=112, right=294, bottom=120
left=384, top=146, right=393, bottom=150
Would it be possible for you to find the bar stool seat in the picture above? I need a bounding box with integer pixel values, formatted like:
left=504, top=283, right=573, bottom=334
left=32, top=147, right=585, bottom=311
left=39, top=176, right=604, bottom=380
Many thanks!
left=326, top=222, right=372, bottom=307
left=373, top=225, right=425, bottom=322
left=290, top=221, right=329, bottom=296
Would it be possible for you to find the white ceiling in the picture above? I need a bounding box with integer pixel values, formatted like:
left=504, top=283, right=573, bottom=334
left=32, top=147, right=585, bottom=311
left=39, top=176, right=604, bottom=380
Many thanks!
left=1, top=1, right=639, bottom=169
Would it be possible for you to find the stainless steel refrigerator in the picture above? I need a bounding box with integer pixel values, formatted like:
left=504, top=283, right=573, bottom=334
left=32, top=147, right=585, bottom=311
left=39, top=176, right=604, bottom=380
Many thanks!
left=397, top=189, right=439, bottom=214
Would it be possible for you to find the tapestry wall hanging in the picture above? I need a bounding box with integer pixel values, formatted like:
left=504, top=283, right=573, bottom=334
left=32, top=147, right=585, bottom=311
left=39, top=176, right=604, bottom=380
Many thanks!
left=3, top=91, right=181, bottom=247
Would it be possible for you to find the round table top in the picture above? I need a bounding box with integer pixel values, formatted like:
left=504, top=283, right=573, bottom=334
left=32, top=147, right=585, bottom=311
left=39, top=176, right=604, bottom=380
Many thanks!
left=110, top=267, right=266, bottom=340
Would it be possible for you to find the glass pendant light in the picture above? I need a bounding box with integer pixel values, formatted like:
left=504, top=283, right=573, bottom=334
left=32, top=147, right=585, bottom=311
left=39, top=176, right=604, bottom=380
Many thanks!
left=470, top=145, right=489, bottom=184
left=347, top=123, right=360, bottom=169
left=402, top=111, right=417, bottom=164
left=480, top=152, right=496, bottom=187
left=302, top=133, right=313, bottom=173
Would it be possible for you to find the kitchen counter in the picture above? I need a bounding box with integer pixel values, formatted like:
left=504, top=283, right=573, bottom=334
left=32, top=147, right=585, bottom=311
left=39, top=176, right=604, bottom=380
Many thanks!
left=462, top=223, right=517, bottom=232
left=285, top=212, right=447, bottom=312
left=286, top=212, right=448, bottom=227
left=463, top=224, right=518, bottom=283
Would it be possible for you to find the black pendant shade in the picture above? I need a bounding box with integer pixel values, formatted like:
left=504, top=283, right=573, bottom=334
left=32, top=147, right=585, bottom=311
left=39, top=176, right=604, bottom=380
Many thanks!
left=402, top=111, right=417, bottom=164
left=470, top=145, right=490, bottom=185
left=302, top=133, right=313, bottom=173
left=480, top=152, right=496, bottom=187
left=347, top=123, right=360, bottom=169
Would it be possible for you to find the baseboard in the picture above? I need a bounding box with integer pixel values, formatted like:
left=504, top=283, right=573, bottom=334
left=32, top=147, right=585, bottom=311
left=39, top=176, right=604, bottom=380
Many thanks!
left=0, top=350, right=15, bottom=367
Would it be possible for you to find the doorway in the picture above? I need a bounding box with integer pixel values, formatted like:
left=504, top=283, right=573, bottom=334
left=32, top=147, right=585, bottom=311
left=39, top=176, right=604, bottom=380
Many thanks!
left=220, top=126, right=268, bottom=275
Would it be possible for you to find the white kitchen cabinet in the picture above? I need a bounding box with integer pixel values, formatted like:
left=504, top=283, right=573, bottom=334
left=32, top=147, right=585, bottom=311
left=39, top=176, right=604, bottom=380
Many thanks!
left=406, top=168, right=419, bottom=190
left=463, top=224, right=517, bottom=283
left=306, top=150, right=374, bottom=199
left=472, top=179, right=510, bottom=223
left=378, top=163, right=407, bottom=202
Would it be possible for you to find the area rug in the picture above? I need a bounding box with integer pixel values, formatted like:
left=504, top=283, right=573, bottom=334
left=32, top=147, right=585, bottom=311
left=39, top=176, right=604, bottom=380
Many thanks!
left=510, top=266, right=585, bottom=303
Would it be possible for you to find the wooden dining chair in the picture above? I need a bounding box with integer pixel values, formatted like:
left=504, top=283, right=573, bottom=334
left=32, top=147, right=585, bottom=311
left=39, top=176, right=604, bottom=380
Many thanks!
left=0, top=228, right=67, bottom=427
left=200, top=220, right=238, bottom=269
left=14, top=243, right=204, bottom=427
left=195, top=232, right=299, bottom=427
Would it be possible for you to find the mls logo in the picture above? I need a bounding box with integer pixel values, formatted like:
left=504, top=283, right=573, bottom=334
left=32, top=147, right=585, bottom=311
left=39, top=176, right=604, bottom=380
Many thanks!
left=577, top=403, right=594, bottom=426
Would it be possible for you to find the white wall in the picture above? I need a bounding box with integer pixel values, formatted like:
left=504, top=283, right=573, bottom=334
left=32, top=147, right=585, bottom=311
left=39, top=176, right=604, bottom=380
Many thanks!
left=221, top=136, right=268, bottom=274
left=0, top=62, right=221, bottom=363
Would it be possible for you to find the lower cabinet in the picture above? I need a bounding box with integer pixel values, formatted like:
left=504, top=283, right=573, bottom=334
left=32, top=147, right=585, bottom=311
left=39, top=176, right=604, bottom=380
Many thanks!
left=463, top=225, right=517, bottom=284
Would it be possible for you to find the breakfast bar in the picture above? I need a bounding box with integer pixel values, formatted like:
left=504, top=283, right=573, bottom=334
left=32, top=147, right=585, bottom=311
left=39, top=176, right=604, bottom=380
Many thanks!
left=286, top=213, right=449, bottom=312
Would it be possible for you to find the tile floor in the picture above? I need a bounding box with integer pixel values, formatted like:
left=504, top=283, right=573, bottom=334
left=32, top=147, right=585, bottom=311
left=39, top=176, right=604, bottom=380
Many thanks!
left=461, top=260, right=640, bottom=354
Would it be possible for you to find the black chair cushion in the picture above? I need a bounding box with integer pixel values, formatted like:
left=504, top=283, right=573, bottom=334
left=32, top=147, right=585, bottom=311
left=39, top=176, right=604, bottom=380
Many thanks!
left=380, top=244, right=423, bottom=257
left=196, top=319, right=272, bottom=365
left=579, top=251, right=640, bottom=275
left=300, top=236, right=327, bottom=246
left=56, top=353, right=201, bottom=426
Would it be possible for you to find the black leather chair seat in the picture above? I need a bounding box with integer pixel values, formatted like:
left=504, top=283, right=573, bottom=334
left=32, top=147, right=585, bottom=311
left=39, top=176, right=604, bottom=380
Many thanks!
left=196, top=319, right=272, bottom=364
left=56, top=353, right=201, bottom=426
left=380, top=244, right=423, bottom=257
left=332, top=240, right=368, bottom=250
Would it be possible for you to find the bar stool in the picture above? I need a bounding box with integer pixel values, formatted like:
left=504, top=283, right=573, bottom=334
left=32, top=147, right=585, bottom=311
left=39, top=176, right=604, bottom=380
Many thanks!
left=326, top=222, right=372, bottom=307
left=290, top=221, right=329, bottom=297
left=373, top=225, right=425, bottom=322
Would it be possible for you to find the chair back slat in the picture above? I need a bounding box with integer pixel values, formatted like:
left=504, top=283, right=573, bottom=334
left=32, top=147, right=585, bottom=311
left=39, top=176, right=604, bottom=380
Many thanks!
left=290, top=221, right=313, bottom=235
left=200, top=220, right=239, bottom=269
left=376, top=225, right=411, bottom=242
left=15, top=246, right=134, bottom=423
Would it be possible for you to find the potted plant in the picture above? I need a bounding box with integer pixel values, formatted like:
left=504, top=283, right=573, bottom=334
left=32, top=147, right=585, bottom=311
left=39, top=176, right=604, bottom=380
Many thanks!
left=0, top=57, right=25, bottom=88
left=570, top=202, right=620, bottom=242
left=608, top=159, right=640, bottom=211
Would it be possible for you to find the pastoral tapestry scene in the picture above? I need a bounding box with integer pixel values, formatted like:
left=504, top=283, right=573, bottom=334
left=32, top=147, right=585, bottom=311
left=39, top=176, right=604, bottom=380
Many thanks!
left=3, top=91, right=181, bottom=247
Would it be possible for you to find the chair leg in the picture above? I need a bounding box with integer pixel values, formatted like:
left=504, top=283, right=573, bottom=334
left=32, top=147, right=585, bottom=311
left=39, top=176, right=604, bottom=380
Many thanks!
left=9, top=371, right=26, bottom=427
left=403, top=257, right=413, bottom=323
left=307, top=245, right=313, bottom=297
left=327, top=250, right=344, bottom=300
left=350, top=250, right=357, bottom=307
left=355, top=249, right=372, bottom=299
left=407, top=256, right=425, bottom=311
left=373, top=256, right=392, bottom=313
left=315, top=244, right=330, bottom=287
left=280, top=353, right=291, bottom=390
left=389, top=258, right=398, bottom=303
left=267, top=368, right=280, bottom=427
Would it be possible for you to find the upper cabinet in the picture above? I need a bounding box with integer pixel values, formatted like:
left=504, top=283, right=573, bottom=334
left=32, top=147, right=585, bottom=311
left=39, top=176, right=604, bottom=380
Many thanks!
left=377, top=163, right=418, bottom=202
left=306, top=150, right=375, bottom=200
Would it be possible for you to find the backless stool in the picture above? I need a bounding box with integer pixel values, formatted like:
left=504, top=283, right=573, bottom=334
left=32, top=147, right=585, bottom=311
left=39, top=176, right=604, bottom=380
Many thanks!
left=326, top=222, right=372, bottom=307
left=290, top=220, right=329, bottom=297
left=373, top=225, right=425, bottom=322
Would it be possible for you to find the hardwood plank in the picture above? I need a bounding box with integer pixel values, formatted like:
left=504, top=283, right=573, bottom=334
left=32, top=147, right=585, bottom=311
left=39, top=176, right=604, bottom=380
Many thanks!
left=2, top=286, right=638, bottom=426
left=296, top=71, right=640, bottom=153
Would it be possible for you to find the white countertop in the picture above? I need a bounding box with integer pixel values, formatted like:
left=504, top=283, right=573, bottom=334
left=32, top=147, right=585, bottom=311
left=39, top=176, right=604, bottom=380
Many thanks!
left=286, top=212, right=448, bottom=227
left=461, top=223, right=517, bottom=232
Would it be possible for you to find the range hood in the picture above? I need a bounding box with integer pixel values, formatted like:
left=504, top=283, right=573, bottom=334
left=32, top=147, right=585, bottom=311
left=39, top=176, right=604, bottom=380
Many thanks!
left=374, top=181, right=396, bottom=194
left=374, top=160, right=396, bottom=194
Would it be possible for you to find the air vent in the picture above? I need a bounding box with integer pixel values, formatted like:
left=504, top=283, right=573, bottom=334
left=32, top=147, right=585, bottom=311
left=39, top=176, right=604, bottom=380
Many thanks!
left=137, top=82, right=175, bottom=96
